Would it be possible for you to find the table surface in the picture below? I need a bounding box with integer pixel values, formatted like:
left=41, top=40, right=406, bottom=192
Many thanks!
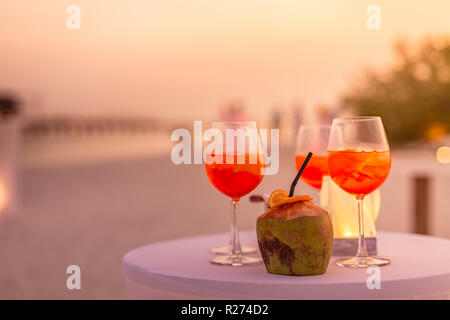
left=123, top=231, right=450, bottom=299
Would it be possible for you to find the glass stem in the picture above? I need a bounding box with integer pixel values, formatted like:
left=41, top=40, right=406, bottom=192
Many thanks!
left=231, top=199, right=241, bottom=256
left=228, top=207, right=233, bottom=246
left=356, top=196, right=368, bottom=258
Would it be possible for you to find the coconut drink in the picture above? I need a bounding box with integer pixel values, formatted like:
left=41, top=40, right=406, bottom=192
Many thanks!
left=256, top=153, right=333, bottom=276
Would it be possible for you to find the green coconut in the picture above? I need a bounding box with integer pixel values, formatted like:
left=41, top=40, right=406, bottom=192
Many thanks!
left=257, top=200, right=333, bottom=276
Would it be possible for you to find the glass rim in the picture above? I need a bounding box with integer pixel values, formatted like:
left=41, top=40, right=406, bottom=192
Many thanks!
left=332, top=116, right=381, bottom=123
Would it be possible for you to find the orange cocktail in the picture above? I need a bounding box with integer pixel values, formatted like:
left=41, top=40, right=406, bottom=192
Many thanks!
left=328, top=149, right=391, bottom=197
left=205, top=153, right=265, bottom=200
left=295, top=154, right=328, bottom=189
left=205, top=121, right=264, bottom=266
left=328, top=116, right=391, bottom=268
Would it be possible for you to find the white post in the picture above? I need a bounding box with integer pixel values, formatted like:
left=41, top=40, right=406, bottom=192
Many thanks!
left=0, top=116, right=21, bottom=219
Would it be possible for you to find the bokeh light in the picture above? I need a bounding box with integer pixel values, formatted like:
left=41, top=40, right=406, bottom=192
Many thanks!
left=436, top=146, right=450, bottom=164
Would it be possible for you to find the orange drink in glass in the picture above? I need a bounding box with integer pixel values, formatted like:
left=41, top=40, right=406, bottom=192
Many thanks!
left=328, top=150, right=390, bottom=197
left=295, top=154, right=328, bottom=189
left=204, top=121, right=265, bottom=266
left=328, top=116, right=391, bottom=268
left=205, top=153, right=264, bottom=200
left=295, top=125, right=330, bottom=199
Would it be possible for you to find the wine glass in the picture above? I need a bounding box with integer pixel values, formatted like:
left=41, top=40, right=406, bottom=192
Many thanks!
left=328, top=116, right=391, bottom=268
left=295, top=125, right=330, bottom=206
left=204, top=121, right=265, bottom=266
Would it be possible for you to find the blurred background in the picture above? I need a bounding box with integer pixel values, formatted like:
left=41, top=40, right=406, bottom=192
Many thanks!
left=0, top=0, right=449, bottom=298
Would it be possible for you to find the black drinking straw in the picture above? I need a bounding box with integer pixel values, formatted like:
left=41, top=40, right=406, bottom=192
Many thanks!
left=289, top=152, right=313, bottom=197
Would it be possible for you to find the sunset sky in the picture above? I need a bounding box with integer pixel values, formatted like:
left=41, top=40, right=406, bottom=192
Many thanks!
left=1, top=1, right=450, bottom=121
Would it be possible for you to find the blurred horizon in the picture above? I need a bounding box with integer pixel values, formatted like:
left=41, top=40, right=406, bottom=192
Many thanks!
left=2, top=1, right=450, bottom=122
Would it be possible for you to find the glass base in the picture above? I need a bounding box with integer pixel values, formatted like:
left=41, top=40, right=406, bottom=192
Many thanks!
left=210, top=254, right=263, bottom=266
left=332, top=238, right=377, bottom=256
left=210, top=244, right=257, bottom=255
left=336, top=256, right=391, bottom=268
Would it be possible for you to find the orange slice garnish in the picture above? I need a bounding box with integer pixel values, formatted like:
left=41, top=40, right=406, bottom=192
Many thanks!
left=278, top=195, right=311, bottom=206
left=268, top=189, right=311, bottom=208
left=268, top=189, right=289, bottom=208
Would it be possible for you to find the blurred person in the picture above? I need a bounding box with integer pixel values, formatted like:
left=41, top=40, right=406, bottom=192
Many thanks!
left=316, top=104, right=336, bottom=126
left=291, top=100, right=304, bottom=134
left=0, top=92, right=21, bottom=119
left=271, top=105, right=281, bottom=130
left=218, top=98, right=248, bottom=122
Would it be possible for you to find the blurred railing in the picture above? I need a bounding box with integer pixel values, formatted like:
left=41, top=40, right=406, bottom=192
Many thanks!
left=22, top=117, right=188, bottom=137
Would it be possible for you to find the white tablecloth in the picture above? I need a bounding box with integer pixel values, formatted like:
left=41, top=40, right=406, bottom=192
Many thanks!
left=123, top=231, right=450, bottom=299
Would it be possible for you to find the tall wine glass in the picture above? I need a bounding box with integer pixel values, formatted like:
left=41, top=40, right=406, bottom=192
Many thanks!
left=328, top=116, right=391, bottom=268
left=295, top=125, right=330, bottom=189
left=205, top=121, right=265, bottom=266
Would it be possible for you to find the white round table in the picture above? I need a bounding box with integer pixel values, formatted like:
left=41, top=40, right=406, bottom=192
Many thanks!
left=123, top=231, right=450, bottom=299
